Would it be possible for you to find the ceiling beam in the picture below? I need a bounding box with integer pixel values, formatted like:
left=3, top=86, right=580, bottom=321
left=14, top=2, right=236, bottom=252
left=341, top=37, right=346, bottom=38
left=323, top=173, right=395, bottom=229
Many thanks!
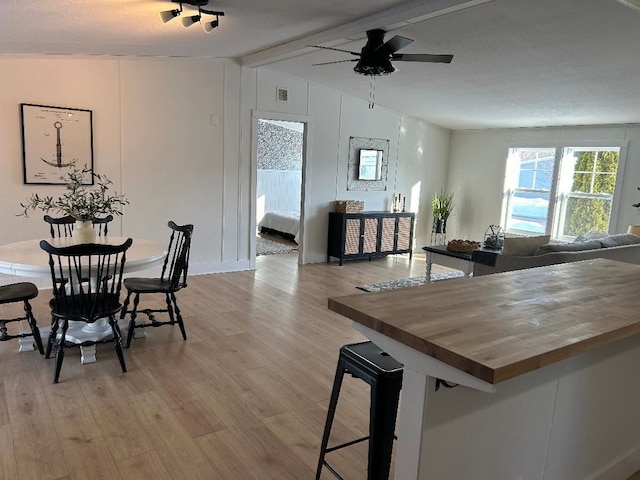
left=240, top=0, right=496, bottom=67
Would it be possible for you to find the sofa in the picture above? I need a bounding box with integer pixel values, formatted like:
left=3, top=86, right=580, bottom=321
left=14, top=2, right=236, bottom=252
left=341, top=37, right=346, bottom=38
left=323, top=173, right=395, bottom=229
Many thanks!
left=472, top=232, right=640, bottom=276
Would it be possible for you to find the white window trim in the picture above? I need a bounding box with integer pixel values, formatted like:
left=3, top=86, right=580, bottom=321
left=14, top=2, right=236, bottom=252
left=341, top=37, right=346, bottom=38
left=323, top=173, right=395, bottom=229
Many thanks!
left=502, top=141, right=629, bottom=237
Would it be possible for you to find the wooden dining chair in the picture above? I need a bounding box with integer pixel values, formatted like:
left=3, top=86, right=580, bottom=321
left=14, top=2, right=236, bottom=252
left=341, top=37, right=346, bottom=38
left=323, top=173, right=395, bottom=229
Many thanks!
left=0, top=282, right=44, bottom=355
left=92, top=214, right=114, bottom=237
left=40, top=238, right=133, bottom=383
left=44, top=214, right=114, bottom=238
left=120, top=221, right=193, bottom=348
left=44, top=214, right=76, bottom=238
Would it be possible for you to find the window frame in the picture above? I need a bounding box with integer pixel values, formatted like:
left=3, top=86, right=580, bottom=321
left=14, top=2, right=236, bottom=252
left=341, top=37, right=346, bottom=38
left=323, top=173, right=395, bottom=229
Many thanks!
left=502, top=141, right=628, bottom=240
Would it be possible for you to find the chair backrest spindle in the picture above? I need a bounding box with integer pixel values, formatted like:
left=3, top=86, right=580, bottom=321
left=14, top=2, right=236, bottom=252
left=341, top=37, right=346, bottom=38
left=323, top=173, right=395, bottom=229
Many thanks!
left=160, top=221, right=194, bottom=290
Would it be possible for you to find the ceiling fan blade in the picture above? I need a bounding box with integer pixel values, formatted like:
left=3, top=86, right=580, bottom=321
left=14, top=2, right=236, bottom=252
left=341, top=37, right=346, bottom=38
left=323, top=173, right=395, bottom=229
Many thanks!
left=392, top=53, right=454, bottom=63
left=312, top=59, right=359, bottom=66
left=376, top=35, right=413, bottom=55
left=307, top=45, right=360, bottom=56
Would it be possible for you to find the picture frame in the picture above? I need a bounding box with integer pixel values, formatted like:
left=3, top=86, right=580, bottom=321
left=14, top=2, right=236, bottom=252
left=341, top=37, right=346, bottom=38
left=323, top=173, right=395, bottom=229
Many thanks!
left=20, top=103, right=94, bottom=185
left=347, top=136, right=389, bottom=191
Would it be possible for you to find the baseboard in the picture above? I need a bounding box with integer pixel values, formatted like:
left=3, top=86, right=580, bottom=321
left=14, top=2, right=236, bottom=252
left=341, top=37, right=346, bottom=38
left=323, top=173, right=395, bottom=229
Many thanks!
left=190, top=260, right=252, bottom=275
left=589, top=444, right=640, bottom=480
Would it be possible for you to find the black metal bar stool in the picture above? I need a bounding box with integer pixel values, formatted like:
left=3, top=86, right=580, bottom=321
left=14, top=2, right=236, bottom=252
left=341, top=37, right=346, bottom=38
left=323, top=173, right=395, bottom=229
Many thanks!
left=316, top=341, right=403, bottom=480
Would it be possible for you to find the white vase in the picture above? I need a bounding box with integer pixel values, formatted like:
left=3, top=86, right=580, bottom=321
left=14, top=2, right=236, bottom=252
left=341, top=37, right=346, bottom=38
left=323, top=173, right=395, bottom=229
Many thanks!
left=73, top=220, right=96, bottom=244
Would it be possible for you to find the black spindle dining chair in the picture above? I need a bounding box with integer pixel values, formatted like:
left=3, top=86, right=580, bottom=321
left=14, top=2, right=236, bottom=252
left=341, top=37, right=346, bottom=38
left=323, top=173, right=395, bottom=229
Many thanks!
left=40, top=238, right=133, bottom=383
left=120, top=221, right=193, bottom=348
left=44, top=214, right=114, bottom=238
left=44, top=215, right=76, bottom=238
left=0, top=282, right=44, bottom=354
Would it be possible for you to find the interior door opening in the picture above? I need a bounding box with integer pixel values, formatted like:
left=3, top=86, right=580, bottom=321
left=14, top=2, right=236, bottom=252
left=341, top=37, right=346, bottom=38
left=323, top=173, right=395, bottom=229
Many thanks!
left=255, top=118, right=305, bottom=264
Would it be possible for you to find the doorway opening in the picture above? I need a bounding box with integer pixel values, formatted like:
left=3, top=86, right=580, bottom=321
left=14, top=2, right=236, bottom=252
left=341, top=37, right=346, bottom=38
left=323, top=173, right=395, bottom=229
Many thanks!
left=254, top=117, right=305, bottom=264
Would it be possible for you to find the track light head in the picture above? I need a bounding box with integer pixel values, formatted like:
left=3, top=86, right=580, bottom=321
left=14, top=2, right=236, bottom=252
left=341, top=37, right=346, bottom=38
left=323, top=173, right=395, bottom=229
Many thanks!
left=182, top=14, right=201, bottom=27
left=160, top=2, right=224, bottom=33
left=203, top=18, right=219, bottom=32
left=159, top=9, right=181, bottom=23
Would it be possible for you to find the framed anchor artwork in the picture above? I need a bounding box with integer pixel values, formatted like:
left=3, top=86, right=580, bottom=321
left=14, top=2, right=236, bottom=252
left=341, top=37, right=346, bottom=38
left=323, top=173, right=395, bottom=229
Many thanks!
left=20, top=103, right=94, bottom=185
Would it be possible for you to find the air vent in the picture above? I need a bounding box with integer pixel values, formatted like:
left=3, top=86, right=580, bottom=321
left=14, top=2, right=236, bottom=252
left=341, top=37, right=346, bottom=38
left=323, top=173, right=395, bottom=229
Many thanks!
left=276, top=87, right=288, bottom=102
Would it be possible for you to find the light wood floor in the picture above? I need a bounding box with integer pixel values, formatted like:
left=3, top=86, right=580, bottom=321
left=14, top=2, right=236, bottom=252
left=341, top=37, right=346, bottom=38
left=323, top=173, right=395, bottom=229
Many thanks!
left=0, top=252, right=431, bottom=480
left=3, top=252, right=639, bottom=480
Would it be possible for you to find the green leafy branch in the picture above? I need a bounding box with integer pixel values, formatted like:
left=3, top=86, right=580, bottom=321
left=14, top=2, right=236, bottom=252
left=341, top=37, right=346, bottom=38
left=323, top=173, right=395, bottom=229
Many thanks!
left=19, top=164, right=129, bottom=221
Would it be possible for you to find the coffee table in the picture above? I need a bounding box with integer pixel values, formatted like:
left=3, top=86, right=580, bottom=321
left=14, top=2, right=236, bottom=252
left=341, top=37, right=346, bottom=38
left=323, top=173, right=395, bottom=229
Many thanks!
left=422, top=245, right=474, bottom=282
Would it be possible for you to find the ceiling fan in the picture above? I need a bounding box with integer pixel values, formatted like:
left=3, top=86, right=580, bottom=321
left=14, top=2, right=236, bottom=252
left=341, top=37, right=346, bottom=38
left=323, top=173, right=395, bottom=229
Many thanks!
left=308, top=29, right=453, bottom=76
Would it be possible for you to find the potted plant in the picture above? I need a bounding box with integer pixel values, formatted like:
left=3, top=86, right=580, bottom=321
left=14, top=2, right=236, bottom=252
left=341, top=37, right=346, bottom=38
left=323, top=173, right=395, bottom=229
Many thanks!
left=432, top=189, right=454, bottom=234
left=19, top=164, right=129, bottom=242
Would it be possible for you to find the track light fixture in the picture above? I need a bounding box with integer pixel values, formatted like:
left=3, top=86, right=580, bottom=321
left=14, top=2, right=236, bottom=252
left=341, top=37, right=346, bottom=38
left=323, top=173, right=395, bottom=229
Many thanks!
left=160, top=1, right=224, bottom=33
left=182, top=13, right=201, bottom=27
left=202, top=16, right=220, bottom=33
left=159, top=7, right=181, bottom=23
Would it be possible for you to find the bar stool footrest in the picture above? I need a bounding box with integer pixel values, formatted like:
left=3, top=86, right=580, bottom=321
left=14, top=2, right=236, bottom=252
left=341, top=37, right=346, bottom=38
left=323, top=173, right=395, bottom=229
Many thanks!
left=325, top=435, right=369, bottom=454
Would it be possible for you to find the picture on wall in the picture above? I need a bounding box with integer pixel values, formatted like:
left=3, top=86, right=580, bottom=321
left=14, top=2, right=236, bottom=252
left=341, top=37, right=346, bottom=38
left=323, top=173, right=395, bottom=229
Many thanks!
left=347, top=136, right=390, bottom=191
left=20, top=103, right=94, bottom=185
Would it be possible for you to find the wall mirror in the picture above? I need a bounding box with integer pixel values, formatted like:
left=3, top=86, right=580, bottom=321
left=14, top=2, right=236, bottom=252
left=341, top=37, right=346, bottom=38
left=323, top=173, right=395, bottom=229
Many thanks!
left=358, top=149, right=383, bottom=180
left=347, top=136, right=389, bottom=191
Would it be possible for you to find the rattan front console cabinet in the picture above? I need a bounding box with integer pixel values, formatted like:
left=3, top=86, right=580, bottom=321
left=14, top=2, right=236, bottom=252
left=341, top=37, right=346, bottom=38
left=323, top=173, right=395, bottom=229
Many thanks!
left=327, top=212, right=415, bottom=265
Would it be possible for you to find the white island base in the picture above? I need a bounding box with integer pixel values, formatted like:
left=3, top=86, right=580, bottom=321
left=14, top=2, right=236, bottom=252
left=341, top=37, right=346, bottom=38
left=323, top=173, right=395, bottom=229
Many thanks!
left=356, top=324, right=640, bottom=480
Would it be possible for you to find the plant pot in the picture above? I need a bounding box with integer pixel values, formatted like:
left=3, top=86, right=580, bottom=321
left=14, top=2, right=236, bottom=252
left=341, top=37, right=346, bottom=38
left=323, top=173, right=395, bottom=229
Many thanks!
left=73, top=220, right=96, bottom=244
left=433, top=218, right=447, bottom=234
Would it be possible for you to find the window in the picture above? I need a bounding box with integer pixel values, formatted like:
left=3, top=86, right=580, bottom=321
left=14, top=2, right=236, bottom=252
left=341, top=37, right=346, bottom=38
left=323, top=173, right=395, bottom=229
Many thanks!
left=503, top=146, right=622, bottom=240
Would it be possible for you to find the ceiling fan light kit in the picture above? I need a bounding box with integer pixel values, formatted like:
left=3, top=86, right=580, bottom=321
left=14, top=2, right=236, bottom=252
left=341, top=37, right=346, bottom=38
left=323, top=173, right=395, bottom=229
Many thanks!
left=159, top=0, right=224, bottom=33
left=309, top=28, right=453, bottom=77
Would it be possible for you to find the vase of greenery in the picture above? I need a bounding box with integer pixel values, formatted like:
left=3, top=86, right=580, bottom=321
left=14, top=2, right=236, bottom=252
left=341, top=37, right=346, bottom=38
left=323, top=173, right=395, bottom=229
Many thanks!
left=432, top=189, right=454, bottom=234
left=19, top=164, right=129, bottom=243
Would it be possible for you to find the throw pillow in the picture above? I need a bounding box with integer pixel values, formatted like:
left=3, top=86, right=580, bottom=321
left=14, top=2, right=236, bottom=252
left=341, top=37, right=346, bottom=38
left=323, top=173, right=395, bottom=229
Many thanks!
left=598, top=233, right=640, bottom=248
left=574, top=230, right=608, bottom=242
left=502, top=235, right=551, bottom=256
left=534, top=240, right=602, bottom=255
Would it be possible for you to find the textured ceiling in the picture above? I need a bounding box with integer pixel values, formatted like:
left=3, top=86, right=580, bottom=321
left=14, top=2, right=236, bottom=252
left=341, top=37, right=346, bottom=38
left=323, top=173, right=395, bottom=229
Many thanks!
left=2, top=0, right=640, bottom=130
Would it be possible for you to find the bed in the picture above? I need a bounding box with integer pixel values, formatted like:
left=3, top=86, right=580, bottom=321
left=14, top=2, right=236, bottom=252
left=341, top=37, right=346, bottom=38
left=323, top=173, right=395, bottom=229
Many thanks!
left=258, top=211, right=300, bottom=244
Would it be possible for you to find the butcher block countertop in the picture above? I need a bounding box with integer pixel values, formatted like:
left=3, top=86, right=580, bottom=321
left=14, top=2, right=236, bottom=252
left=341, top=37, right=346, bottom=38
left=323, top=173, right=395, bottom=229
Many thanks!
left=328, top=259, right=640, bottom=385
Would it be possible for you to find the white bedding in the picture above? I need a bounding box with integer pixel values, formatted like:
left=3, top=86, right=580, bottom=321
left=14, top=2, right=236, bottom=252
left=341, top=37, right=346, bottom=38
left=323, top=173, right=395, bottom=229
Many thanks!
left=258, top=211, right=300, bottom=244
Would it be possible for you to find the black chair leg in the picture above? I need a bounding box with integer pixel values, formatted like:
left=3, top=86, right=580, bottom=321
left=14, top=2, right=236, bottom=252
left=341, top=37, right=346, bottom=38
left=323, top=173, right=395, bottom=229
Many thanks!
left=171, top=293, right=187, bottom=340
left=110, top=316, right=127, bottom=373
left=46, top=317, right=59, bottom=359
left=24, top=300, right=44, bottom=355
left=120, top=291, right=132, bottom=320
left=165, top=293, right=175, bottom=325
left=53, top=320, right=68, bottom=384
left=315, top=357, right=347, bottom=480
left=126, top=293, right=140, bottom=348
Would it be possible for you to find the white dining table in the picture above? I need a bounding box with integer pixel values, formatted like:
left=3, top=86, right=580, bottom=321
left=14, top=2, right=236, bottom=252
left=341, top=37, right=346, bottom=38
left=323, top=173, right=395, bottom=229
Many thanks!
left=0, top=237, right=166, bottom=363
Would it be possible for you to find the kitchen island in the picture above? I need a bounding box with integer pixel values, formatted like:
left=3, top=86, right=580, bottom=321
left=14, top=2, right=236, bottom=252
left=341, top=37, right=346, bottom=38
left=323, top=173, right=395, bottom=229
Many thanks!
left=328, top=259, right=640, bottom=480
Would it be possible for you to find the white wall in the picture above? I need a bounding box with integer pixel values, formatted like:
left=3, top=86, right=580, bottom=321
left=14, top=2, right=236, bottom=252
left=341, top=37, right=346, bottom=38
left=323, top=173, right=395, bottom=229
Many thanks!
left=0, top=56, right=246, bottom=282
left=0, top=56, right=450, bottom=280
left=448, top=125, right=640, bottom=242
left=257, top=170, right=302, bottom=220
left=246, top=67, right=452, bottom=263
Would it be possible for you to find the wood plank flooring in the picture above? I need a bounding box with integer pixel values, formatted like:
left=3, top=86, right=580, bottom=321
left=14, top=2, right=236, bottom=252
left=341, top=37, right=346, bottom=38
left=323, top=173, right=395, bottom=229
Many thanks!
left=2, top=252, right=638, bottom=480
left=0, top=252, right=430, bottom=480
